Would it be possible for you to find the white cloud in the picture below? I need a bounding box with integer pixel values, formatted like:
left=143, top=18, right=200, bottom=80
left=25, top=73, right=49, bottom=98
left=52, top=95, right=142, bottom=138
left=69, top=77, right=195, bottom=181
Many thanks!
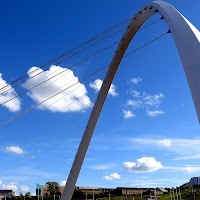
left=143, top=93, right=164, bottom=106
left=123, top=157, right=163, bottom=173
left=104, top=173, right=121, bottom=181
left=0, top=73, right=21, bottom=112
left=146, top=110, right=164, bottom=117
left=127, top=93, right=164, bottom=109
left=2, top=184, right=18, bottom=192
left=60, top=181, right=66, bottom=187
left=89, top=79, right=118, bottom=96
left=125, top=77, right=164, bottom=116
left=5, top=146, right=24, bottom=154
left=31, top=193, right=36, bottom=196
left=131, top=138, right=200, bottom=160
left=158, top=139, right=171, bottom=147
left=127, top=99, right=143, bottom=108
left=186, top=166, right=200, bottom=173
left=123, top=110, right=135, bottom=119
left=8, top=182, right=18, bottom=186
left=89, top=164, right=115, bottom=170
left=131, top=90, right=140, bottom=98
left=22, top=65, right=92, bottom=112
left=0, top=180, right=2, bottom=184
left=164, top=165, right=200, bottom=173
left=20, top=185, right=29, bottom=193
left=130, top=77, right=142, bottom=84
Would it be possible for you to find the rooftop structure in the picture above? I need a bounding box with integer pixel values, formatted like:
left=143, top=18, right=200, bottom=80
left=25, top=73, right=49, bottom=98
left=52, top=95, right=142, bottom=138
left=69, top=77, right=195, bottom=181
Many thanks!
left=189, top=177, right=200, bottom=187
left=0, top=190, right=13, bottom=199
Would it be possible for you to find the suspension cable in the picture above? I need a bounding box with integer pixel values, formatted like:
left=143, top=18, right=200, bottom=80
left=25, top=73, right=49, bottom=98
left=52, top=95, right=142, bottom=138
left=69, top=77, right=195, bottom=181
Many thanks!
left=0, top=41, right=119, bottom=105
left=0, top=15, right=135, bottom=93
left=0, top=114, right=89, bottom=178
left=0, top=11, right=156, bottom=94
left=0, top=14, right=163, bottom=107
left=0, top=30, right=170, bottom=127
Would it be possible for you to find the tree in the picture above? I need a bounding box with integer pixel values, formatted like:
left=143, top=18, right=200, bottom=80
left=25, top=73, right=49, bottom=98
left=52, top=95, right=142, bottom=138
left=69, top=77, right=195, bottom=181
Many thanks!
left=72, top=191, right=83, bottom=200
left=19, top=193, right=24, bottom=200
left=25, top=192, right=32, bottom=198
left=113, top=188, right=122, bottom=196
left=46, top=182, right=61, bottom=195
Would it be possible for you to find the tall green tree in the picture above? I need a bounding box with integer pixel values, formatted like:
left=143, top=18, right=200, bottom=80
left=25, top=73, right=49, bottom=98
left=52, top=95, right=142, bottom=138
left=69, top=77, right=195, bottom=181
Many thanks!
left=46, top=182, right=61, bottom=195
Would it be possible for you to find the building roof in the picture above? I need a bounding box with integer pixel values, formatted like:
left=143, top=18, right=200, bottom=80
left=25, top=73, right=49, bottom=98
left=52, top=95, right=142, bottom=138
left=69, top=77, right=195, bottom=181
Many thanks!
left=76, top=187, right=100, bottom=190
left=157, top=187, right=168, bottom=193
left=117, top=187, right=149, bottom=190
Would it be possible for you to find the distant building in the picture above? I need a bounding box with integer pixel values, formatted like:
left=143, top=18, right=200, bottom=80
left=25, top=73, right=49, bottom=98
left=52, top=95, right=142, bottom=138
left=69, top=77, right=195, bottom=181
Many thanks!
left=155, top=187, right=168, bottom=195
left=43, top=186, right=64, bottom=196
left=75, top=187, right=102, bottom=194
left=36, top=184, right=43, bottom=196
left=148, top=187, right=168, bottom=195
left=36, top=184, right=64, bottom=196
left=100, top=188, right=115, bottom=193
left=0, top=190, right=13, bottom=199
left=189, top=177, right=200, bottom=187
left=116, top=187, right=149, bottom=195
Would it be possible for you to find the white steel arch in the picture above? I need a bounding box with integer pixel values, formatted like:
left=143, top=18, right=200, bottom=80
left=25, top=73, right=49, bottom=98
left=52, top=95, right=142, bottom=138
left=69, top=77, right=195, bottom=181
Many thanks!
left=61, top=1, right=200, bottom=199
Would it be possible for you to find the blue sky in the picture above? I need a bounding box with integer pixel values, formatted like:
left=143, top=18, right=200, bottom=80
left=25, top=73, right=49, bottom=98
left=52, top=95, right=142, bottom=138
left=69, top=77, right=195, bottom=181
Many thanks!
left=0, top=0, right=200, bottom=195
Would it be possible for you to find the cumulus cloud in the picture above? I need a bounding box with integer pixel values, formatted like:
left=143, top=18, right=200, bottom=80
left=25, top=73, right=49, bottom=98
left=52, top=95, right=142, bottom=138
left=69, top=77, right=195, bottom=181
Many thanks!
left=5, top=146, right=24, bottom=154
left=127, top=99, right=142, bottom=108
left=125, top=77, right=165, bottom=117
left=22, top=65, right=92, bottom=112
left=158, top=139, right=171, bottom=147
left=60, top=181, right=66, bottom=187
left=0, top=73, right=21, bottom=112
left=20, top=185, right=29, bottom=193
left=104, top=173, right=121, bottom=181
left=123, top=110, right=135, bottom=119
left=144, top=94, right=164, bottom=106
left=146, top=110, right=164, bottom=117
left=130, top=77, right=142, bottom=84
left=127, top=93, right=164, bottom=108
left=123, top=157, right=163, bottom=173
left=31, top=193, right=36, bottom=196
left=89, top=79, right=118, bottom=96
left=2, top=183, right=18, bottom=192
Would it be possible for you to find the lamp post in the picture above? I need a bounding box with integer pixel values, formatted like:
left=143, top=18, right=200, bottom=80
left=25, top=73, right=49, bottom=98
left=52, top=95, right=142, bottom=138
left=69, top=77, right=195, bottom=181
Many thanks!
left=179, top=187, right=181, bottom=199
left=176, top=187, right=178, bottom=199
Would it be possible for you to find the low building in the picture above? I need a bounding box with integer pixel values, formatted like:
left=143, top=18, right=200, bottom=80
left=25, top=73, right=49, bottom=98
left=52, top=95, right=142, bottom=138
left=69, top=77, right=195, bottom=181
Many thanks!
left=101, top=188, right=115, bottom=193
left=189, top=177, right=200, bottom=187
left=155, top=187, right=168, bottom=195
left=0, top=190, right=13, bottom=198
left=75, top=187, right=102, bottom=194
left=36, top=184, right=64, bottom=196
left=117, top=187, right=149, bottom=195
left=36, top=184, right=43, bottom=196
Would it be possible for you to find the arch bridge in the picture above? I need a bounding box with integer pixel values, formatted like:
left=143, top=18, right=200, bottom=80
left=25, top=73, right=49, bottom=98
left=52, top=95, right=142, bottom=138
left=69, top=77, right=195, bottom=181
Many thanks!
left=61, top=1, right=200, bottom=199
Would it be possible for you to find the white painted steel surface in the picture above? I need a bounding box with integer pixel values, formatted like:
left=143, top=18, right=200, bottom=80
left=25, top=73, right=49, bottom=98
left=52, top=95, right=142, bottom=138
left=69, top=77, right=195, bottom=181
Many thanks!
left=61, top=1, right=200, bottom=199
